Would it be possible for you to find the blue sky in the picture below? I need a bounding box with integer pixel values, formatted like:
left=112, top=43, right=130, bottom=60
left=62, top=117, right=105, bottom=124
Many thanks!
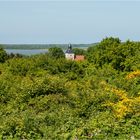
left=0, top=1, right=140, bottom=44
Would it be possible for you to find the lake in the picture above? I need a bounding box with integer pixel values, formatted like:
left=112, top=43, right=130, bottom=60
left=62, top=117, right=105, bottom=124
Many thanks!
left=5, top=49, right=48, bottom=55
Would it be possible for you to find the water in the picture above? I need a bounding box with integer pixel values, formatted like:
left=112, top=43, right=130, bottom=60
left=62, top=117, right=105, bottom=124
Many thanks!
left=5, top=49, right=48, bottom=55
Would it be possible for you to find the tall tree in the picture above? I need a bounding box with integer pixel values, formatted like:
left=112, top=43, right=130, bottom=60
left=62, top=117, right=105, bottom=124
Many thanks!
left=48, top=47, right=65, bottom=59
left=72, top=48, right=86, bottom=55
left=0, top=46, right=7, bottom=63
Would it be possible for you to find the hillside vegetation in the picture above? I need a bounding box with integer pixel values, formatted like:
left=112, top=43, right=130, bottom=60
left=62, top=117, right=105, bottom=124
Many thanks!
left=1, top=37, right=140, bottom=139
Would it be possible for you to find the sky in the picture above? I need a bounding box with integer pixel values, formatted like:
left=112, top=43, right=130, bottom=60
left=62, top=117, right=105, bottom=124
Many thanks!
left=0, top=0, right=140, bottom=44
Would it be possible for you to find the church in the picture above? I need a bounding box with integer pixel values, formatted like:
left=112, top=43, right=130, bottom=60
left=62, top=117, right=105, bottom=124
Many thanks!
left=65, top=44, right=75, bottom=60
left=65, top=44, right=85, bottom=61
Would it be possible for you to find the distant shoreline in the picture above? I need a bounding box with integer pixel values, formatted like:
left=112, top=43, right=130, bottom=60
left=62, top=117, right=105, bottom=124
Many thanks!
left=1, top=43, right=98, bottom=50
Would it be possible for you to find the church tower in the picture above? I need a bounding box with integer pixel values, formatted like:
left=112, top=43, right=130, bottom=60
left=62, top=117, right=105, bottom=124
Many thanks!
left=65, top=43, right=75, bottom=60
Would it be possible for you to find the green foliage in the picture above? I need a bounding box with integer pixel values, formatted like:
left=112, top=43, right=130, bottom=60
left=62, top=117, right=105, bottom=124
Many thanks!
left=72, top=48, right=86, bottom=55
left=48, top=47, right=65, bottom=59
left=0, top=47, right=8, bottom=63
left=99, top=37, right=121, bottom=49
left=8, top=53, right=24, bottom=59
left=1, top=37, right=140, bottom=139
left=87, top=37, right=140, bottom=71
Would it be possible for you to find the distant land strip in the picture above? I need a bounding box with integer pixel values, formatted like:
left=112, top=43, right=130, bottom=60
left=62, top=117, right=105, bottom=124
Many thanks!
left=1, top=43, right=98, bottom=50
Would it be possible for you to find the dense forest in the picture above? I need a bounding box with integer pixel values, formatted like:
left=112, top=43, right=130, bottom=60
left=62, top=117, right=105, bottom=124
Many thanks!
left=1, top=37, right=140, bottom=139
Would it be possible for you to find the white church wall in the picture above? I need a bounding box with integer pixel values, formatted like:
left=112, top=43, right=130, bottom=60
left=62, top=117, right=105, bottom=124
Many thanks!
left=65, top=53, right=75, bottom=60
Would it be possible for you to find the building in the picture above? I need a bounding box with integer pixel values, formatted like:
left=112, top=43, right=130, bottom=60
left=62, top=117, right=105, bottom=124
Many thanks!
left=75, top=55, right=85, bottom=61
left=65, top=44, right=85, bottom=61
left=65, top=44, right=75, bottom=60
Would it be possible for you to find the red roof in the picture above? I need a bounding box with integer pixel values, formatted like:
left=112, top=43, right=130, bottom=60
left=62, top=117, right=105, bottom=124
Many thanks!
left=75, top=55, right=85, bottom=61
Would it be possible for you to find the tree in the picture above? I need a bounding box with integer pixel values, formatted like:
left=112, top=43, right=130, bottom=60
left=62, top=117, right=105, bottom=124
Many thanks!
left=0, top=47, right=7, bottom=63
left=99, top=37, right=121, bottom=50
left=48, top=47, right=65, bottom=59
left=72, top=48, right=86, bottom=55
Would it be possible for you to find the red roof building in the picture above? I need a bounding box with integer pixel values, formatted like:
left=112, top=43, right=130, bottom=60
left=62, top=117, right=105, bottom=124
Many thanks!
left=74, top=55, right=85, bottom=61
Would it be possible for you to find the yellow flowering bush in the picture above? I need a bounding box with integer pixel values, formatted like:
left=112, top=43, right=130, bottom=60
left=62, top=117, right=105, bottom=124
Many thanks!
left=103, top=82, right=140, bottom=119
left=126, top=70, right=140, bottom=79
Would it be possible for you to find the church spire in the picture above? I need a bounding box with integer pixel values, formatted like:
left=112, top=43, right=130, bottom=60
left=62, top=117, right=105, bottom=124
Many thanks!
left=65, top=43, right=75, bottom=60
left=68, top=43, right=72, bottom=50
